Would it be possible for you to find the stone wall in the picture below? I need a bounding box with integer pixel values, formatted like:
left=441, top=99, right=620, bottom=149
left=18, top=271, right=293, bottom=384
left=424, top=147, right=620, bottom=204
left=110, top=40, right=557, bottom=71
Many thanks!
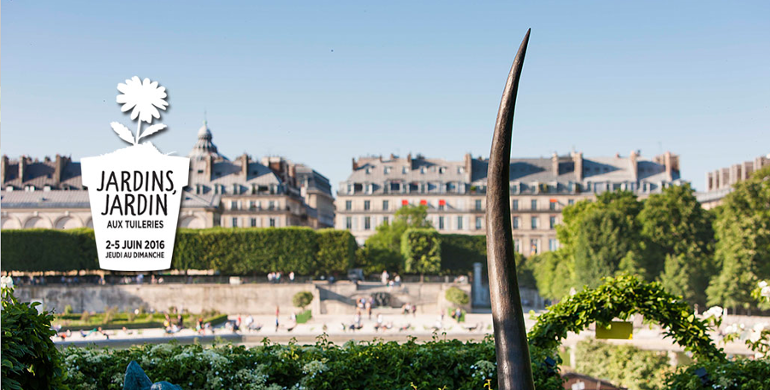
left=15, top=281, right=473, bottom=315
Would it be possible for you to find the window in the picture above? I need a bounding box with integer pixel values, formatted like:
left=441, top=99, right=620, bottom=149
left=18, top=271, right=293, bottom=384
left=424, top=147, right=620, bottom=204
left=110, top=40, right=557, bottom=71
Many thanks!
left=250, top=218, right=257, bottom=227
left=346, top=217, right=352, bottom=229
left=531, top=199, right=538, bottom=210
left=268, top=201, right=276, bottom=210
left=512, top=199, right=519, bottom=210
left=230, top=201, right=239, bottom=210
left=514, top=239, right=521, bottom=253
left=383, top=216, right=389, bottom=225
left=345, top=200, right=352, bottom=211
left=549, top=239, right=558, bottom=251
left=232, top=218, right=238, bottom=227
left=391, top=182, right=401, bottom=192
left=475, top=217, right=482, bottom=230
left=384, top=166, right=392, bottom=174
left=513, top=217, right=520, bottom=230
left=475, top=199, right=482, bottom=211
left=438, top=216, right=445, bottom=230
left=269, top=218, right=276, bottom=227
left=364, top=200, right=370, bottom=211
left=568, top=199, right=574, bottom=206
left=383, top=200, right=389, bottom=210
left=250, top=200, right=257, bottom=210
left=531, top=217, right=538, bottom=229
left=549, top=216, right=557, bottom=229
left=549, top=200, right=556, bottom=211
left=364, top=217, right=371, bottom=230
left=402, top=167, right=409, bottom=174
left=457, top=216, right=463, bottom=230
left=530, top=239, right=540, bottom=255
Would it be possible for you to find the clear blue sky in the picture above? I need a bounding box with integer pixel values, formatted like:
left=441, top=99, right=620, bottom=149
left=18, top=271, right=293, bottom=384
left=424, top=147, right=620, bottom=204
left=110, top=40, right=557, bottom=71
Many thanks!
left=3, top=1, right=768, bottom=192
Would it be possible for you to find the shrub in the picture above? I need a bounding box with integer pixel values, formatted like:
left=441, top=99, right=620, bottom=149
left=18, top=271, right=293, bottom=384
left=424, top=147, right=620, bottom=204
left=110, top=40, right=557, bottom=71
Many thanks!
left=63, top=305, right=73, bottom=315
left=666, top=358, right=770, bottom=390
left=1, top=287, right=65, bottom=390
left=292, top=291, right=314, bottom=311
left=439, top=234, right=487, bottom=275
left=59, top=338, right=565, bottom=390
left=401, top=228, right=441, bottom=274
left=573, top=340, right=672, bottom=390
left=446, top=286, right=470, bottom=306
left=316, top=229, right=357, bottom=275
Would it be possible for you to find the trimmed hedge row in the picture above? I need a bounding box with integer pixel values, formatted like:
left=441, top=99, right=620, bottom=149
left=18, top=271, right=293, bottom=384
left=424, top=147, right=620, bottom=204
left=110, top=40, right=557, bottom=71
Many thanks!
left=1, top=228, right=356, bottom=275
left=1, top=229, right=491, bottom=275
left=440, top=234, right=487, bottom=275
left=402, top=228, right=442, bottom=274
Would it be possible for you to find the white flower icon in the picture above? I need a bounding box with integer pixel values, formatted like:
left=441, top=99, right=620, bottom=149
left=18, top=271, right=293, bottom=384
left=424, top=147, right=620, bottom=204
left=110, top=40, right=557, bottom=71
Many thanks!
left=111, top=76, right=169, bottom=145
left=117, top=76, right=168, bottom=123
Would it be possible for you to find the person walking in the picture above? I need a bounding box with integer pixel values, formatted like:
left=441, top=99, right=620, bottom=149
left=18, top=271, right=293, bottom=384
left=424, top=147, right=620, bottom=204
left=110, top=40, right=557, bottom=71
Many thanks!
left=275, top=306, right=280, bottom=332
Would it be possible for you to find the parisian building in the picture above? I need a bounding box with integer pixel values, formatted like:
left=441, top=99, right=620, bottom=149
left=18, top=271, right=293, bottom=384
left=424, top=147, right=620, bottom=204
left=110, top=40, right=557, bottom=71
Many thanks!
left=0, top=122, right=335, bottom=231
left=696, top=154, right=769, bottom=210
left=336, top=151, right=683, bottom=255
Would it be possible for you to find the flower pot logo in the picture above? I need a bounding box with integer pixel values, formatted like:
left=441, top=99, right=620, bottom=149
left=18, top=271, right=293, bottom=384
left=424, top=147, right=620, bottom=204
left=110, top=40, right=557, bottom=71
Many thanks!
left=81, top=77, right=189, bottom=271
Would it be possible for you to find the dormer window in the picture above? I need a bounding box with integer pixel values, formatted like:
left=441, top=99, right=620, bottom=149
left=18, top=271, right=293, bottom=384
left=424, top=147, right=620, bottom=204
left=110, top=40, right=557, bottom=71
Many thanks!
left=365, top=167, right=371, bottom=174
left=402, top=167, right=409, bottom=174
left=420, top=167, right=426, bottom=174
left=6, top=186, right=14, bottom=192
left=44, top=185, right=52, bottom=192
left=25, top=185, right=36, bottom=192
left=384, top=166, right=391, bottom=174
left=439, top=167, right=446, bottom=174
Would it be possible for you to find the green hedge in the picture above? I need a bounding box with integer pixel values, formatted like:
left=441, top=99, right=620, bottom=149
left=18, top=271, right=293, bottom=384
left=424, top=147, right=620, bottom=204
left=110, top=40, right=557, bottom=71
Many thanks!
left=315, top=229, right=356, bottom=275
left=60, top=338, right=565, bottom=390
left=401, top=228, right=441, bottom=274
left=0, top=228, right=98, bottom=272
left=1, top=228, right=357, bottom=275
left=439, top=234, right=487, bottom=275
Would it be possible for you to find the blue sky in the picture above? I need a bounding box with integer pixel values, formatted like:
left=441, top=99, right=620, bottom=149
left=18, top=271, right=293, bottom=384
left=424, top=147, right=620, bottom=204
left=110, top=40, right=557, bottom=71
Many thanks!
left=3, top=1, right=768, bottom=192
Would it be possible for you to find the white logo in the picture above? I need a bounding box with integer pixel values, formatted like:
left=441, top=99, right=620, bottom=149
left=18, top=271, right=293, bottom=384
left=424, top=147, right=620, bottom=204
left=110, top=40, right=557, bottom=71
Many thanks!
left=81, top=77, right=189, bottom=271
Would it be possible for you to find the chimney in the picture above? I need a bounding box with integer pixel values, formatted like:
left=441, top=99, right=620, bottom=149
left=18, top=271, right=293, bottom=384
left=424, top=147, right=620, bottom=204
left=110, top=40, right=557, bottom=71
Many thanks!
left=1, top=155, right=8, bottom=184
left=352, top=158, right=358, bottom=171
left=551, top=152, right=559, bottom=176
left=19, top=156, right=28, bottom=183
left=205, top=155, right=214, bottom=180
left=239, top=153, right=250, bottom=177
left=464, top=153, right=472, bottom=181
left=664, top=151, right=673, bottom=181
left=572, top=152, right=583, bottom=182
left=54, top=154, right=65, bottom=185
left=730, top=164, right=741, bottom=186
left=629, top=150, right=638, bottom=182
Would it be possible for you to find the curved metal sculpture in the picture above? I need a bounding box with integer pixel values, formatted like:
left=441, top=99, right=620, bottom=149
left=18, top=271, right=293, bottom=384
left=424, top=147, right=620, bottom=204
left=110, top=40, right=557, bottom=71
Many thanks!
left=486, top=29, right=535, bottom=390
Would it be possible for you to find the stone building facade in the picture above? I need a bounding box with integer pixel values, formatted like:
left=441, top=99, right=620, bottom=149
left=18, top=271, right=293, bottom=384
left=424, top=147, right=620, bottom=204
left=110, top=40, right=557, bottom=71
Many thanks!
left=1, top=122, right=335, bottom=231
left=336, top=151, right=682, bottom=254
left=696, top=154, right=769, bottom=210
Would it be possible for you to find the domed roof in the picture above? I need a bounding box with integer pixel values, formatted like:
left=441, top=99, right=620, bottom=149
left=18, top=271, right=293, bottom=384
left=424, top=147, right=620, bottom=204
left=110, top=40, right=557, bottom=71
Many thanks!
left=188, top=121, right=227, bottom=160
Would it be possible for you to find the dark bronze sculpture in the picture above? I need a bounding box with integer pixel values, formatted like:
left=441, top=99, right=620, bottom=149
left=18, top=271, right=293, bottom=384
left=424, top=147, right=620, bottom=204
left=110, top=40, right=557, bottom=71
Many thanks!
left=486, top=29, right=535, bottom=390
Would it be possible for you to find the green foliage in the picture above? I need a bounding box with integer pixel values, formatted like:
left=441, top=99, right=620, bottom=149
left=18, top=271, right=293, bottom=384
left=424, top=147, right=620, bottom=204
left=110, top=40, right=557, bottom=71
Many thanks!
left=63, top=305, right=73, bottom=315
left=1, top=287, right=65, bottom=390
left=666, top=359, right=770, bottom=390
left=528, top=275, right=724, bottom=362
left=0, top=228, right=98, bottom=271
left=574, top=208, right=637, bottom=289
left=315, top=229, right=357, bottom=275
left=295, top=310, right=312, bottom=324
left=640, top=184, right=716, bottom=305
left=59, top=338, right=565, bottom=390
left=529, top=250, right=573, bottom=301
left=292, top=291, right=314, bottom=310
left=573, top=340, right=672, bottom=390
left=439, top=234, right=486, bottom=275
left=2, top=227, right=359, bottom=276
left=360, top=205, right=432, bottom=273
left=707, top=165, right=770, bottom=310
left=445, top=286, right=470, bottom=306
left=401, top=228, right=441, bottom=274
